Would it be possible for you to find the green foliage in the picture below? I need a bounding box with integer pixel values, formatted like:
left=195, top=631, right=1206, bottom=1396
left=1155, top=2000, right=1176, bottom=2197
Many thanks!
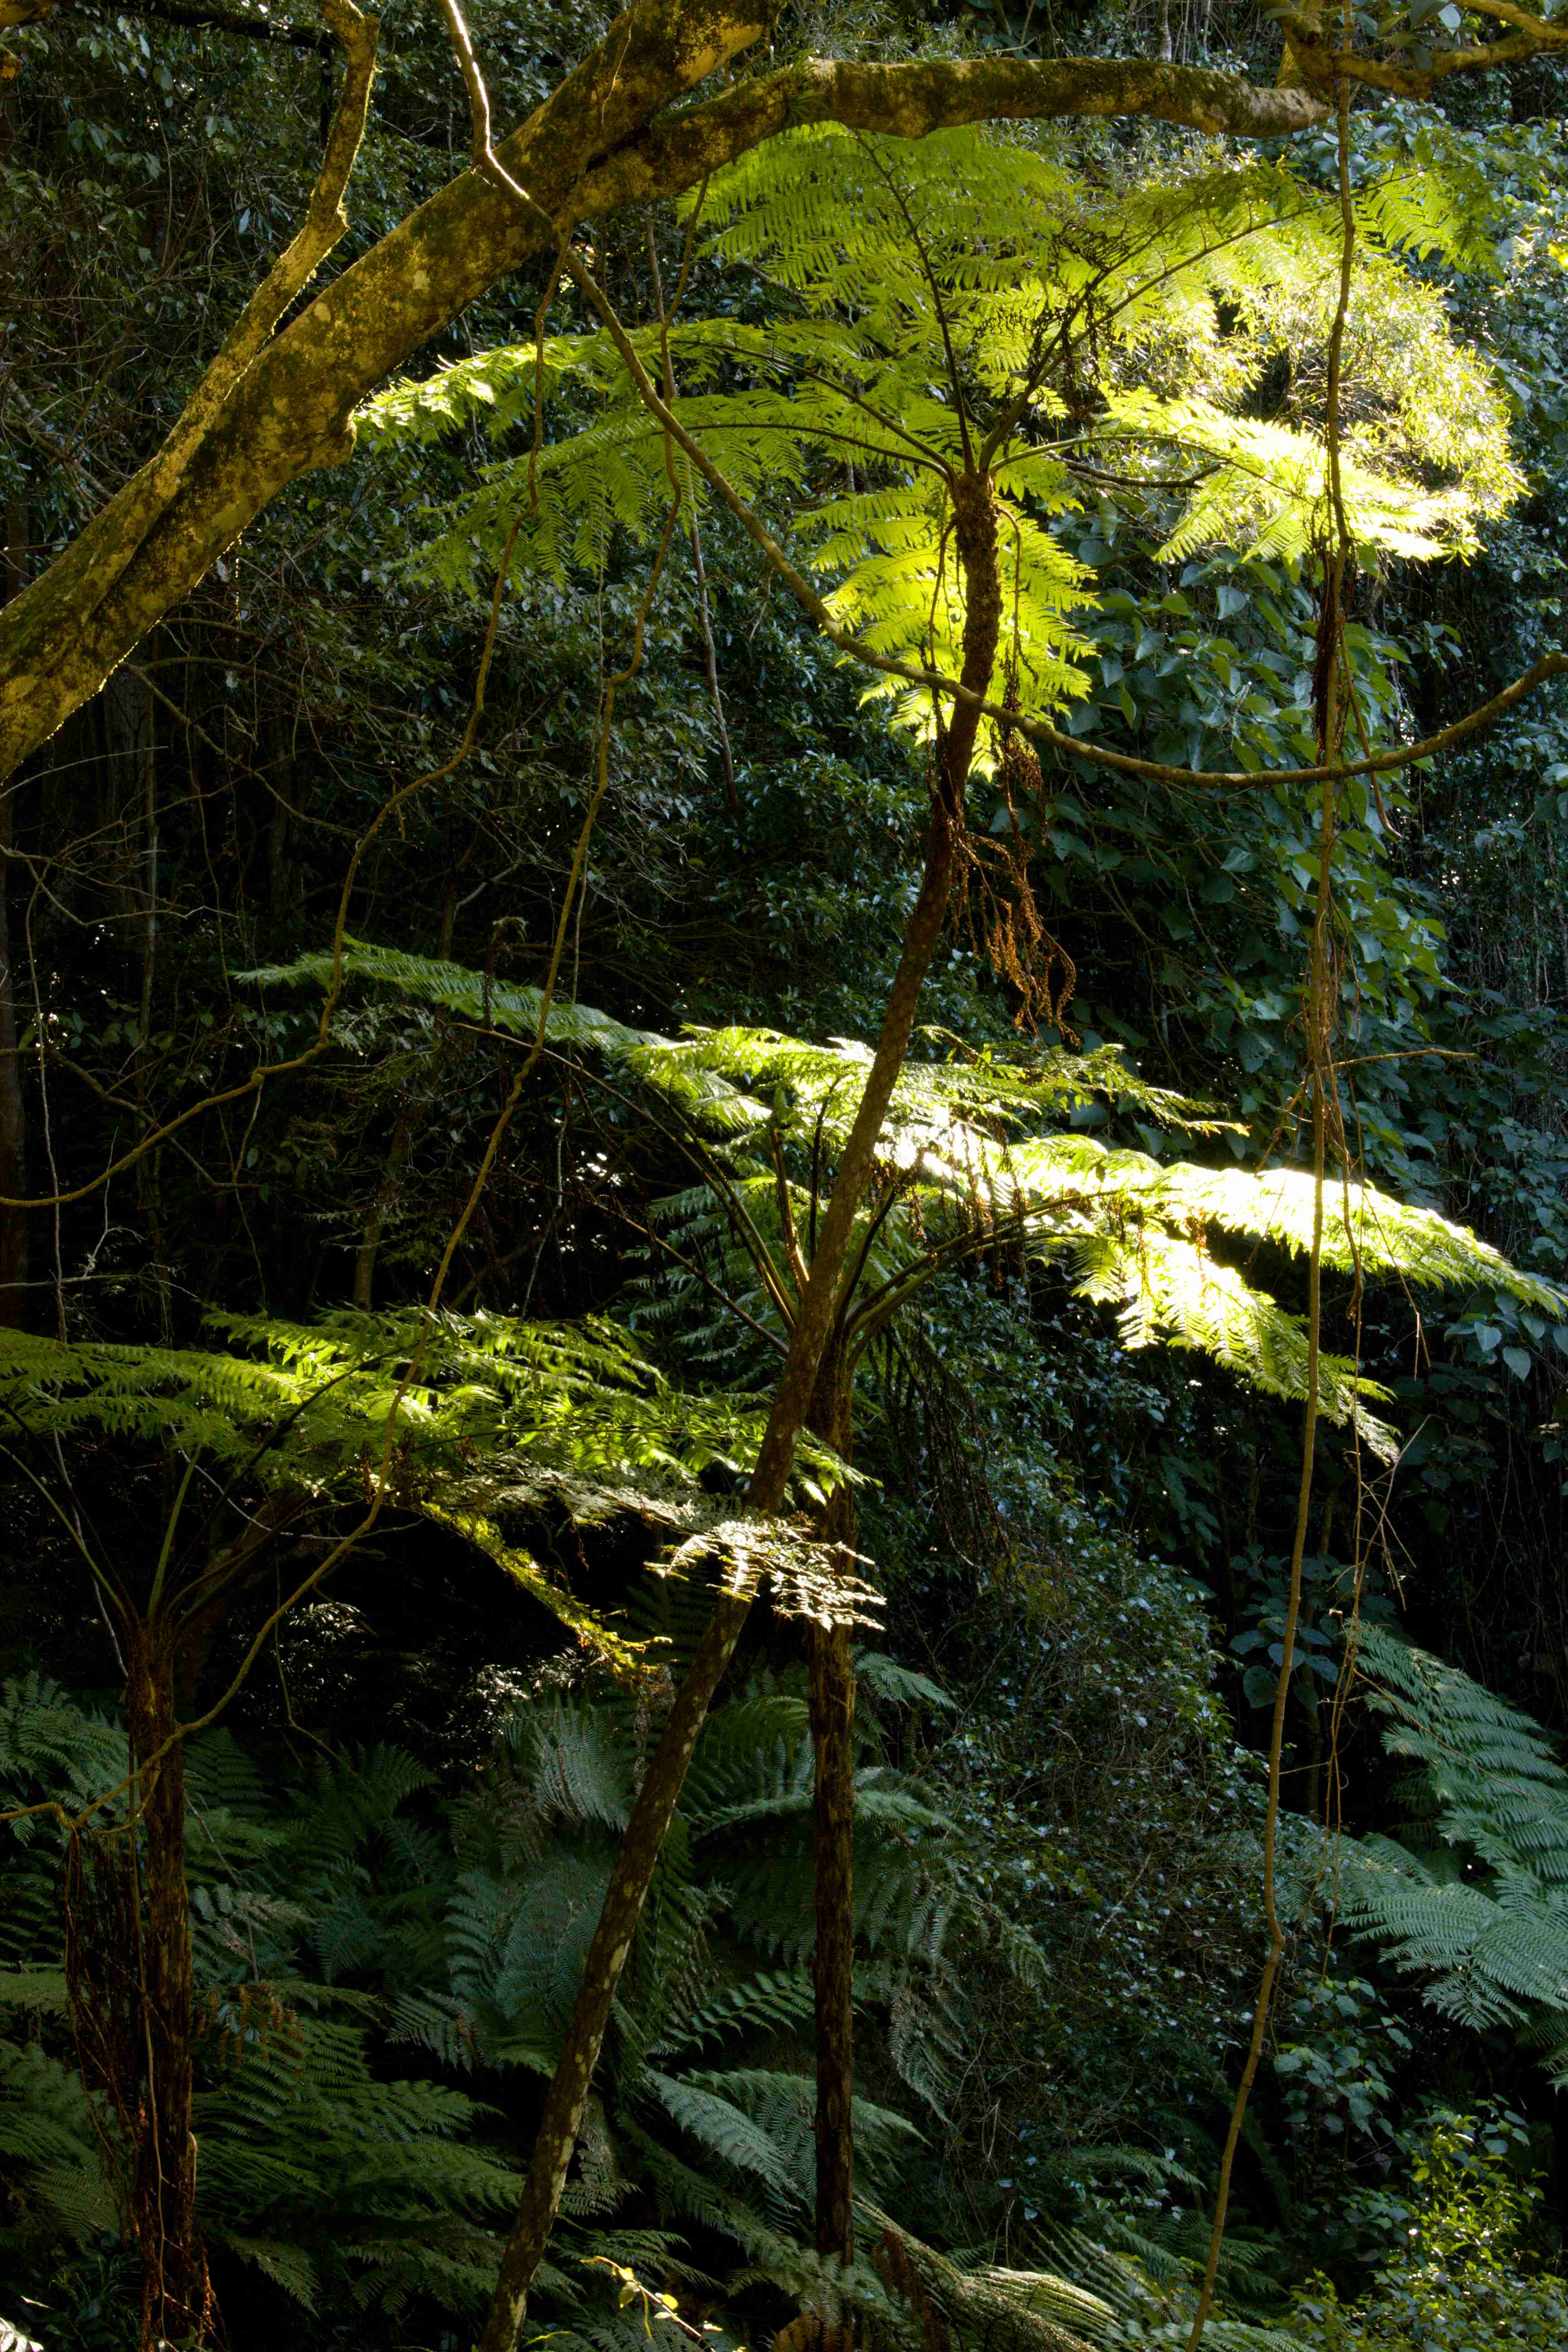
left=250, top=945, right=1562, bottom=1461
left=0, top=1669, right=1032, bottom=2335
left=859, top=2205, right=1301, bottom=2352
left=363, top=121, right=1519, bottom=752
left=0, top=1305, right=747, bottom=1490
left=13, top=8, right=1568, bottom=2348
left=0, top=1305, right=854, bottom=1661
left=0, top=1685, right=125, bottom=2269
left=0, top=2038, right=117, bottom=2258
left=1341, top=1625, right=1568, bottom=2063
left=1289, top=2108, right=1568, bottom=2348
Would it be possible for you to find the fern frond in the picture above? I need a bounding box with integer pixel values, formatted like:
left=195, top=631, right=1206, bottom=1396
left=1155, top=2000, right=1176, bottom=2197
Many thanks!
left=1340, top=1627, right=1568, bottom=2070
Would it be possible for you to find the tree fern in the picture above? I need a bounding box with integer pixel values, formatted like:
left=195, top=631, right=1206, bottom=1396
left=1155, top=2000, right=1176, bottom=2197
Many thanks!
left=1340, top=1625, right=1568, bottom=2061
left=0, top=2038, right=118, bottom=2250
left=254, top=946, right=1559, bottom=1461
left=437, top=1680, right=1041, bottom=2262
left=196, top=2017, right=522, bottom=2318
left=0, top=1677, right=126, bottom=1970
left=0, top=1300, right=849, bottom=1672
left=360, top=121, right=1519, bottom=731
left=835, top=2204, right=1301, bottom=2352
left=1, top=1672, right=1280, bottom=2342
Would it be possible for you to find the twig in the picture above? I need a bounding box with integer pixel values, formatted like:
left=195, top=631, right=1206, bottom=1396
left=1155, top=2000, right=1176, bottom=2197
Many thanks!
left=647, top=218, right=738, bottom=814
left=0, top=515, right=518, bottom=1214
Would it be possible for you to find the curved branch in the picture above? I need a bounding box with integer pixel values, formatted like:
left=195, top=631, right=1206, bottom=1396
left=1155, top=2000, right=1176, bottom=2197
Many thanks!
left=16, top=0, right=1568, bottom=779
left=66, top=0, right=334, bottom=46
left=1, top=29, right=1330, bottom=778
left=1275, top=1, right=1568, bottom=91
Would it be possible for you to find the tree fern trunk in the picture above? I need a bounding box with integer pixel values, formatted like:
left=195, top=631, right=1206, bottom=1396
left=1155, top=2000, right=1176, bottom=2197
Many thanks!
left=808, top=1354, right=858, bottom=2288
left=123, top=1613, right=209, bottom=2350
left=0, top=502, right=28, bottom=1327
left=475, top=782, right=963, bottom=2352
left=807, top=471, right=1000, bottom=2319
left=476, top=466, right=1002, bottom=2352
left=810, top=1617, right=858, bottom=2275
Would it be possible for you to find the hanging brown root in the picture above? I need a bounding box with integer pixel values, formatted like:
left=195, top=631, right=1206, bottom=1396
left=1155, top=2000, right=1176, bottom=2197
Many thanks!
left=954, top=667, right=1078, bottom=1037
left=873, top=2226, right=952, bottom=2352
left=772, top=2314, right=828, bottom=2352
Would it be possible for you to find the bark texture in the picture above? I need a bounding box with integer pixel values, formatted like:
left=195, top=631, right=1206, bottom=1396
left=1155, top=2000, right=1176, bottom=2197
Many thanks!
left=0, top=0, right=766, bottom=777
left=807, top=1352, right=858, bottom=2280
left=123, top=1614, right=207, bottom=2350
left=809, top=1612, right=857, bottom=2269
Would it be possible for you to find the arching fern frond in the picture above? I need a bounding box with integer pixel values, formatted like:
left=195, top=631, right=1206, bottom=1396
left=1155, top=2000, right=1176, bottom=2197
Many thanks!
left=1340, top=1627, right=1568, bottom=2069
left=241, top=950, right=1561, bottom=1464
left=358, top=119, right=1519, bottom=746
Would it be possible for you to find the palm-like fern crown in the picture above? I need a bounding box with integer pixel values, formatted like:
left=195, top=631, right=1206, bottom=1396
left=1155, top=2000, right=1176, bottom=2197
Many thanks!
left=0, top=1305, right=688, bottom=1479
left=363, top=126, right=1519, bottom=750
left=248, top=946, right=1565, bottom=1464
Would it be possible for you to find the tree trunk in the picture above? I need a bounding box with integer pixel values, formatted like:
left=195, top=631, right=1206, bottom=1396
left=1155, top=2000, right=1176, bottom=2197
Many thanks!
left=807, top=1351, right=859, bottom=2290
left=810, top=1617, right=857, bottom=2264
left=123, top=1613, right=209, bottom=2350
left=0, top=0, right=770, bottom=781
left=803, top=473, right=1000, bottom=2304
left=0, top=776, right=25, bottom=1328
left=476, top=465, right=1004, bottom=2352
left=0, top=502, right=28, bottom=1323
left=475, top=755, right=963, bottom=2352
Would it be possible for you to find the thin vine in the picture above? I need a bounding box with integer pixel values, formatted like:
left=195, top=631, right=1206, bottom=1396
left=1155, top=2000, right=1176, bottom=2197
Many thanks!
left=1184, top=48, right=1356, bottom=2350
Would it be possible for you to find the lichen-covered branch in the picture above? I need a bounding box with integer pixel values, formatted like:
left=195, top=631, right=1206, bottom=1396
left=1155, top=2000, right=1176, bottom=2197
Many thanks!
left=0, top=12, right=1335, bottom=779
left=1, top=0, right=379, bottom=761
left=0, top=0, right=767, bottom=775
left=1275, top=0, right=1568, bottom=89
left=10, top=0, right=1566, bottom=781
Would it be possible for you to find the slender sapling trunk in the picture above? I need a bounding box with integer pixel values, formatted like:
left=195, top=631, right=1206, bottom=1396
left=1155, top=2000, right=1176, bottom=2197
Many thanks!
left=0, top=502, right=28, bottom=1322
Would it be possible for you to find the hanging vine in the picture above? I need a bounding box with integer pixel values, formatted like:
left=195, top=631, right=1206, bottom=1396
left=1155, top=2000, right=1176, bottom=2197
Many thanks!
left=1185, top=45, right=1359, bottom=2348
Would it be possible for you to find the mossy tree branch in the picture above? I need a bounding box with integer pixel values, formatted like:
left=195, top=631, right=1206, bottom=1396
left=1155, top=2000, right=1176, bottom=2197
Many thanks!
left=15, top=0, right=1568, bottom=783
left=0, top=1, right=1349, bottom=780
